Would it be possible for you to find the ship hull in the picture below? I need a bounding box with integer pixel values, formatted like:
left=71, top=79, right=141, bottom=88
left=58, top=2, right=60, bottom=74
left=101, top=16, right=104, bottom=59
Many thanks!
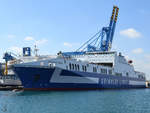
left=13, top=66, right=146, bottom=90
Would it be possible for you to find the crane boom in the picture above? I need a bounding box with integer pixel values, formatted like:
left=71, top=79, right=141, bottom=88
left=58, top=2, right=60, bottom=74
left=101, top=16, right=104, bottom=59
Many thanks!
left=100, top=6, right=119, bottom=51
left=62, top=6, right=119, bottom=56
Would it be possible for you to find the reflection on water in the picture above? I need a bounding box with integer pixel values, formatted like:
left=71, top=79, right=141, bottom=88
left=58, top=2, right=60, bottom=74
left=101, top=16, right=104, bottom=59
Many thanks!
left=0, top=89, right=150, bottom=113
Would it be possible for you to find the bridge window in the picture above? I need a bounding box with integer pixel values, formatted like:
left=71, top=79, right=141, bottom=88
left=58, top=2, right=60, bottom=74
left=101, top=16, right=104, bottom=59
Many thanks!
left=108, top=70, right=112, bottom=75
left=82, top=65, right=84, bottom=71
left=82, top=65, right=87, bottom=72
left=72, top=64, right=74, bottom=70
left=75, top=64, right=77, bottom=71
left=126, top=72, right=129, bottom=77
left=77, top=64, right=80, bottom=71
left=93, top=67, right=97, bottom=73
left=69, top=63, right=71, bottom=70
left=85, top=66, right=87, bottom=72
left=115, top=73, right=122, bottom=76
left=138, top=75, right=144, bottom=79
left=69, top=63, right=81, bottom=71
left=101, top=68, right=107, bottom=74
left=66, top=66, right=68, bottom=70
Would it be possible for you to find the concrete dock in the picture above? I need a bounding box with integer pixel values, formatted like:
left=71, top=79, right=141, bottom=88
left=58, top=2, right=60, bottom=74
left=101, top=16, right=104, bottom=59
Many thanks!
left=0, top=85, right=23, bottom=91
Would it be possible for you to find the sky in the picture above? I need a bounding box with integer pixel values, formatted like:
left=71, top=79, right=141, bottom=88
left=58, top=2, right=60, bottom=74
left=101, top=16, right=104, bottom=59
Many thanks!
left=0, top=0, right=149, bottom=79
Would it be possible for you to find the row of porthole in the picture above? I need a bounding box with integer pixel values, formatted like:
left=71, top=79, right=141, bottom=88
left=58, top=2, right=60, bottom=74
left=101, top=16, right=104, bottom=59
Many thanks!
left=68, top=63, right=87, bottom=72
left=69, top=63, right=80, bottom=71
left=101, top=79, right=128, bottom=85
left=68, top=63, right=112, bottom=75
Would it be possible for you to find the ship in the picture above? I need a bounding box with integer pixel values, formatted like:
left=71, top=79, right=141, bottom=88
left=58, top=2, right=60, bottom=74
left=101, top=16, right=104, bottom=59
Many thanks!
left=13, top=6, right=146, bottom=90
left=0, top=46, right=53, bottom=86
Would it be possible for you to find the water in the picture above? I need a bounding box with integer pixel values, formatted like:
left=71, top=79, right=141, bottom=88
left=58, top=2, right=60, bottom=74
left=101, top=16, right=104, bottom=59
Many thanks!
left=0, top=89, right=150, bottom=113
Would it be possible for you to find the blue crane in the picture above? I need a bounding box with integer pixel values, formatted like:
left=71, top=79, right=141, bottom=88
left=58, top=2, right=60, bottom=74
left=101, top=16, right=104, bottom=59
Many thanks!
left=62, top=6, right=119, bottom=56
left=3, top=47, right=31, bottom=75
left=100, top=6, right=119, bottom=51
left=3, top=52, right=16, bottom=75
left=76, top=6, right=119, bottom=52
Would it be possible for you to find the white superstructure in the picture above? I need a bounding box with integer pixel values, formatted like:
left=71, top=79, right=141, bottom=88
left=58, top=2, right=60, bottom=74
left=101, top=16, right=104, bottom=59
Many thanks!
left=19, top=51, right=145, bottom=80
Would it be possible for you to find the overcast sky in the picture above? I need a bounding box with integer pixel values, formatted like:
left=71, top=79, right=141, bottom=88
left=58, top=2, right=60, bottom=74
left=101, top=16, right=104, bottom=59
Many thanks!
left=0, top=0, right=149, bottom=79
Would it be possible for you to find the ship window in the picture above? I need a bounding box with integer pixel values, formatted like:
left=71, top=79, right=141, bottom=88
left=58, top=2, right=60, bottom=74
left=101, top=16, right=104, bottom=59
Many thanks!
left=49, top=63, right=52, bottom=67
left=105, top=69, right=107, bottom=74
left=93, top=67, right=97, bottom=73
left=101, top=69, right=107, bottom=74
left=115, top=73, right=122, bottom=76
left=69, top=63, right=71, bottom=70
left=126, top=72, right=129, bottom=77
left=82, top=65, right=84, bottom=71
left=108, top=70, right=112, bottom=75
left=77, top=65, right=80, bottom=71
left=5, top=76, right=7, bottom=79
left=82, top=65, right=87, bottom=72
left=75, top=64, right=77, bottom=71
left=66, top=66, right=68, bottom=70
left=72, top=64, right=74, bottom=70
left=138, top=75, right=143, bottom=79
left=85, top=66, right=87, bottom=72
left=11, top=76, right=13, bottom=79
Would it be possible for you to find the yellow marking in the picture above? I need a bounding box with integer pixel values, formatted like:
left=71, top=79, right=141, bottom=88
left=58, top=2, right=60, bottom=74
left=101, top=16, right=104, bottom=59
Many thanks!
left=111, top=6, right=119, bottom=22
left=4, top=62, right=8, bottom=75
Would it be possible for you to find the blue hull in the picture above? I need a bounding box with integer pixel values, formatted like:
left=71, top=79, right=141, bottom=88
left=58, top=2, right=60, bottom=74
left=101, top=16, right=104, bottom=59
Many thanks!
left=13, top=66, right=146, bottom=90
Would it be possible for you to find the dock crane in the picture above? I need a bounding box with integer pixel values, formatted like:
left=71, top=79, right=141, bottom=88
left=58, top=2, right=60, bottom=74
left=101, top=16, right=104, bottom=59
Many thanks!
left=3, top=53, right=16, bottom=75
left=100, top=6, right=119, bottom=51
left=3, top=47, right=31, bottom=75
left=62, top=6, right=119, bottom=56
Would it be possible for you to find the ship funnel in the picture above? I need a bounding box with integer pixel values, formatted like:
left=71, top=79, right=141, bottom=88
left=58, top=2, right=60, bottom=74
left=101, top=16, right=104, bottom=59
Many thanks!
left=23, top=47, right=31, bottom=56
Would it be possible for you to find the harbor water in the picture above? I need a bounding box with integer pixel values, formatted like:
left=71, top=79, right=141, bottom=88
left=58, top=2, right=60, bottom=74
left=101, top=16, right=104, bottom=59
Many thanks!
left=0, top=89, right=150, bottom=113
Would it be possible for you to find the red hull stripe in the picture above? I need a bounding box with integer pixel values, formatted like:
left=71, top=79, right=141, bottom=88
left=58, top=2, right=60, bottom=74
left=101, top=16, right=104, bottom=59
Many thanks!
left=24, top=88, right=99, bottom=91
left=23, top=87, right=145, bottom=91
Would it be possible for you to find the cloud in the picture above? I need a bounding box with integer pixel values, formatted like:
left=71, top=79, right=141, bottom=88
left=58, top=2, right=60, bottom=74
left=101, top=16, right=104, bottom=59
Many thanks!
left=35, top=39, right=48, bottom=46
left=120, top=28, right=141, bottom=38
left=63, top=42, right=80, bottom=48
left=24, top=36, right=34, bottom=41
left=8, top=35, right=16, bottom=39
left=63, top=42, right=73, bottom=47
left=132, top=48, right=143, bottom=54
left=8, top=46, right=22, bottom=55
left=144, top=54, right=150, bottom=59
left=24, top=36, right=48, bottom=46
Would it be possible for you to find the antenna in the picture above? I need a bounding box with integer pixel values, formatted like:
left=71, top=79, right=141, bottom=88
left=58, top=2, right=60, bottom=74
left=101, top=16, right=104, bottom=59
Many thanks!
left=34, top=45, right=39, bottom=57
